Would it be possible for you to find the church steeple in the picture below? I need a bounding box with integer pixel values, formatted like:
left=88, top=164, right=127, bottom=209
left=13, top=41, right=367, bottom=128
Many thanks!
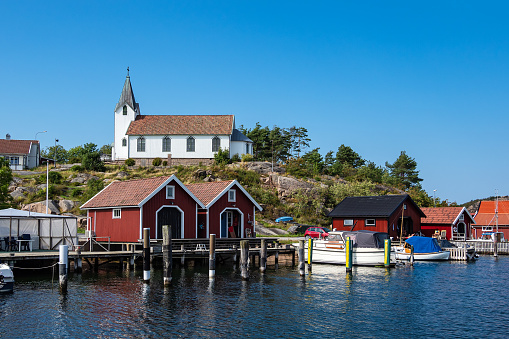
left=115, top=67, right=139, bottom=113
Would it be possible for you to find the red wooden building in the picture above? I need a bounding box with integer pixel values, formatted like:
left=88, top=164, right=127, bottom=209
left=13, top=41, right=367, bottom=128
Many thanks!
left=472, top=200, right=509, bottom=240
left=327, top=195, right=425, bottom=239
left=81, top=175, right=262, bottom=242
left=420, top=207, right=475, bottom=240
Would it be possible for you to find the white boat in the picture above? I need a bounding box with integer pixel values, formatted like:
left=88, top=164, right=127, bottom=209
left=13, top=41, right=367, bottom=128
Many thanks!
left=0, top=263, right=14, bottom=293
left=304, top=230, right=396, bottom=266
left=395, top=236, right=450, bottom=261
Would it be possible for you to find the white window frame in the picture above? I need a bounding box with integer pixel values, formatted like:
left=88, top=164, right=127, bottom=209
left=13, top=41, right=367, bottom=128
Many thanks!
left=162, top=136, right=171, bottom=152
left=344, top=219, right=354, bottom=226
left=137, top=137, right=145, bottom=152
left=187, top=136, right=195, bottom=152
left=113, top=208, right=121, bottom=219
left=459, top=214, right=464, bottom=221
left=228, top=189, right=236, bottom=202
left=365, top=219, right=376, bottom=226
left=122, top=138, right=127, bottom=147
left=212, top=136, right=221, bottom=152
left=482, top=226, right=493, bottom=232
left=166, top=185, right=175, bottom=199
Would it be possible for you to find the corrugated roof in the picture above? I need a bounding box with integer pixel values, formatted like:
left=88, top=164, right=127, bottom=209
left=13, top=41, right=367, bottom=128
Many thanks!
left=81, top=176, right=170, bottom=208
left=327, top=195, right=424, bottom=218
left=186, top=181, right=234, bottom=206
left=126, top=115, right=234, bottom=135
left=0, top=139, right=38, bottom=155
left=420, top=207, right=464, bottom=225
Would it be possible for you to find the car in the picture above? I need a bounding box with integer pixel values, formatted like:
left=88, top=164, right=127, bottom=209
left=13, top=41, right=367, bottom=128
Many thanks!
left=304, top=227, right=331, bottom=240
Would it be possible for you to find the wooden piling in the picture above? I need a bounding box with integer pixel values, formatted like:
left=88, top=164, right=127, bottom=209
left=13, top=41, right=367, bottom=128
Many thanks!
left=307, top=238, right=313, bottom=273
left=345, top=237, right=352, bottom=272
left=260, top=239, right=267, bottom=273
left=143, top=228, right=150, bottom=281
left=180, top=244, right=185, bottom=266
left=494, top=235, right=498, bottom=257
left=298, top=240, right=305, bottom=276
left=59, top=245, right=68, bottom=293
left=233, top=245, right=238, bottom=269
left=75, top=246, right=82, bottom=273
left=274, top=250, right=279, bottom=269
left=209, top=234, right=216, bottom=278
left=240, top=240, right=249, bottom=280
left=410, top=245, right=414, bottom=266
left=162, top=225, right=172, bottom=286
left=384, top=239, right=391, bottom=268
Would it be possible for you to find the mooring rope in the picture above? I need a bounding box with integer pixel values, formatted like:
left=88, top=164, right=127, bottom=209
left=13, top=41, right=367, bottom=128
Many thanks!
left=11, top=263, right=59, bottom=270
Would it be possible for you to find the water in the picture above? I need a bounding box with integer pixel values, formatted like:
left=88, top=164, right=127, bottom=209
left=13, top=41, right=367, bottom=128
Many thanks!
left=1, top=257, right=508, bottom=338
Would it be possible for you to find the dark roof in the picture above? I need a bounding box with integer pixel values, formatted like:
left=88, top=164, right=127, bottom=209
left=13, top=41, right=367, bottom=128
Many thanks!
left=115, top=75, right=138, bottom=112
left=327, top=195, right=425, bottom=218
left=231, top=128, right=252, bottom=142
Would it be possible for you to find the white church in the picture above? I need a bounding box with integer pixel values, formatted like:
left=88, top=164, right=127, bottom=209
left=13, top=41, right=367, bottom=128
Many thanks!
left=112, top=70, right=253, bottom=165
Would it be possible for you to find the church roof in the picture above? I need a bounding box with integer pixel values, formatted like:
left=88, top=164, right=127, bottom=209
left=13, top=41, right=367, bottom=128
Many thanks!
left=115, top=74, right=138, bottom=112
left=126, top=115, right=234, bottom=135
left=231, top=128, right=252, bottom=142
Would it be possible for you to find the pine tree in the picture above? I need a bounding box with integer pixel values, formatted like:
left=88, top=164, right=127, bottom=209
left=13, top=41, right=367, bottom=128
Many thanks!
left=385, top=151, right=423, bottom=189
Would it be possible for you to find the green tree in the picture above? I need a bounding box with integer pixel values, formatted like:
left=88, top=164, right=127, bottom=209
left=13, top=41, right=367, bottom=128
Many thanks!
left=42, top=145, right=68, bottom=163
left=356, top=161, right=385, bottom=183
left=0, top=157, right=13, bottom=208
left=82, top=151, right=106, bottom=171
left=336, top=144, right=365, bottom=168
left=385, top=151, right=423, bottom=189
left=301, top=148, right=324, bottom=175
left=214, top=147, right=231, bottom=165
left=288, top=126, right=311, bottom=157
left=100, top=144, right=112, bottom=155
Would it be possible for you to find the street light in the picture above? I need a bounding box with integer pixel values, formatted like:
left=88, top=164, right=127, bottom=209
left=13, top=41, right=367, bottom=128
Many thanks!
left=35, top=131, right=47, bottom=140
left=54, top=139, right=59, bottom=168
left=433, top=190, right=437, bottom=208
left=35, top=131, right=47, bottom=167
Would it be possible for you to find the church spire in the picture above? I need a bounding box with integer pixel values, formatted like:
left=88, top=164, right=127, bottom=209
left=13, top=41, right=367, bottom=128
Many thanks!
left=115, top=67, right=138, bottom=113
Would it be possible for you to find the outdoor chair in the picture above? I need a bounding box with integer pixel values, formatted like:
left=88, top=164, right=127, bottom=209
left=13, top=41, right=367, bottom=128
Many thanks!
left=6, top=237, right=18, bottom=251
left=20, top=234, right=31, bottom=251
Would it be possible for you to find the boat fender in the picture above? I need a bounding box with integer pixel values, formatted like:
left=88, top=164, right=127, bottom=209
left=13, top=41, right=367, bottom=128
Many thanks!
left=0, top=275, right=3, bottom=283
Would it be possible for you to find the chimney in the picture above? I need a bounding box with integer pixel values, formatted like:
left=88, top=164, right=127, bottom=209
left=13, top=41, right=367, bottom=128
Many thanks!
left=5, top=134, right=10, bottom=140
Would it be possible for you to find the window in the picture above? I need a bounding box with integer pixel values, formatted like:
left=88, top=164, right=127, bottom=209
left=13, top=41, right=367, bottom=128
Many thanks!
left=344, top=219, right=354, bottom=226
left=162, top=136, right=171, bottom=152
left=482, top=226, right=493, bottom=232
left=228, top=189, right=236, bottom=202
left=10, top=157, right=19, bottom=165
left=365, top=219, right=376, bottom=226
left=122, top=138, right=127, bottom=147
left=113, top=209, right=121, bottom=219
left=166, top=185, right=175, bottom=199
left=459, top=214, right=464, bottom=221
left=187, top=136, right=195, bottom=152
left=212, top=136, right=220, bottom=152
left=123, top=105, right=127, bottom=115
left=246, top=143, right=250, bottom=154
left=137, top=137, right=145, bottom=152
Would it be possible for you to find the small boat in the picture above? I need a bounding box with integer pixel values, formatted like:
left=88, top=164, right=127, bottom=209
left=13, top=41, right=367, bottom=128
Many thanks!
left=0, top=263, right=14, bottom=293
left=395, top=236, right=450, bottom=261
left=304, top=230, right=396, bottom=266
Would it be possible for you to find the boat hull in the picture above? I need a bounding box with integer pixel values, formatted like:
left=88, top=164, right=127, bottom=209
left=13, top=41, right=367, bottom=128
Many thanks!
left=395, top=248, right=450, bottom=261
left=0, top=264, right=14, bottom=293
left=305, top=242, right=396, bottom=266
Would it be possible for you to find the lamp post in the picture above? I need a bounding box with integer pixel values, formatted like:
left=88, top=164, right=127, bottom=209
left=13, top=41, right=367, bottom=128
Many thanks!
left=433, top=190, right=437, bottom=208
left=35, top=131, right=47, bottom=140
left=54, top=139, right=59, bottom=168
left=35, top=131, right=47, bottom=167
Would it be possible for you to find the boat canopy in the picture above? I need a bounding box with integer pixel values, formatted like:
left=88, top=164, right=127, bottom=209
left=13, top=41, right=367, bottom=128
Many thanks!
left=341, top=230, right=389, bottom=248
left=405, top=236, right=442, bottom=253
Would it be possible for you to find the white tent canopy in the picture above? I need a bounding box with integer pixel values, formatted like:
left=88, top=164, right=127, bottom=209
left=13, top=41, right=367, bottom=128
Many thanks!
left=0, top=208, right=78, bottom=250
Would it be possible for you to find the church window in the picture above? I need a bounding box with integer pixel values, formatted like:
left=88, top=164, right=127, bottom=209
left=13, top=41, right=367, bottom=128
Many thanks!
left=246, top=143, right=250, bottom=154
left=162, top=136, right=171, bottom=152
left=137, top=137, right=145, bottom=152
left=122, top=138, right=127, bottom=147
left=212, top=136, right=220, bottom=152
left=123, top=105, right=127, bottom=115
left=187, top=136, right=195, bottom=152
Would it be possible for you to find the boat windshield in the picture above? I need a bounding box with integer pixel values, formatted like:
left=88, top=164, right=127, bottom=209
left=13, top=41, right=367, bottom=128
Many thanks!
left=327, top=234, right=343, bottom=241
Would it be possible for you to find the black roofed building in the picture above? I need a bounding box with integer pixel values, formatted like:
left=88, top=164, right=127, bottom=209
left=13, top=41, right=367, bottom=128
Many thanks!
left=327, top=195, right=425, bottom=239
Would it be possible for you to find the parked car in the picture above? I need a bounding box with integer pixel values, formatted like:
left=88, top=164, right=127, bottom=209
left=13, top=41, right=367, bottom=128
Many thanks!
left=304, top=227, right=331, bottom=240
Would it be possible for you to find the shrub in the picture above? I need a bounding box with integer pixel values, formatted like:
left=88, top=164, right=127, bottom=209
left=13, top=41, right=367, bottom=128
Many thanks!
left=82, top=152, right=106, bottom=171
left=162, top=161, right=168, bottom=167
left=214, top=147, right=230, bottom=165
left=48, top=171, right=63, bottom=184
left=71, top=165, right=84, bottom=172
left=231, top=154, right=240, bottom=163
left=70, top=188, right=82, bottom=198
left=241, top=153, right=253, bottom=162
left=152, top=157, right=162, bottom=166
left=125, top=158, right=135, bottom=166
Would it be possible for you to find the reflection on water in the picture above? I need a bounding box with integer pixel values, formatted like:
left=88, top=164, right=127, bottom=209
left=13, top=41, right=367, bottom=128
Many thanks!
left=0, top=257, right=508, bottom=338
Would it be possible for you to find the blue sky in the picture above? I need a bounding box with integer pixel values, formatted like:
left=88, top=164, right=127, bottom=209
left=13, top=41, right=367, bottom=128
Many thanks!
left=1, top=1, right=508, bottom=204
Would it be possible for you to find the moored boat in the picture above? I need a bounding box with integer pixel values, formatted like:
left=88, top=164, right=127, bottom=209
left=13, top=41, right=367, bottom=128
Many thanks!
left=395, top=236, right=450, bottom=261
left=304, top=230, right=396, bottom=266
left=0, top=263, right=14, bottom=293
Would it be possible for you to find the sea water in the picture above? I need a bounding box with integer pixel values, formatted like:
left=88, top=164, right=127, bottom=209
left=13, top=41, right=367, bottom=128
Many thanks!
left=0, top=256, right=508, bottom=338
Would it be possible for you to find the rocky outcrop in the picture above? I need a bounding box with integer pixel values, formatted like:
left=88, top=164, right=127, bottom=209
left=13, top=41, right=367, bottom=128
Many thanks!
left=268, top=174, right=315, bottom=198
left=58, top=200, right=77, bottom=213
left=69, top=173, right=99, bottom=184
left=22, top=200, right=60, bottom=214
left=229, top=161, right=285, bottom=175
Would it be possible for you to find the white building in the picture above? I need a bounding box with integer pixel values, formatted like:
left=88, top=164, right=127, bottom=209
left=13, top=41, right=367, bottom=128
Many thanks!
left=112, top=71, right=253, bottom=165
left=0, top=135, right=40, bottom=170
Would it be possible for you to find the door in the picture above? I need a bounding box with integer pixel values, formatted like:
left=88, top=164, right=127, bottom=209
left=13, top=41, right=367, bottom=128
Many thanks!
left=157, top=207, right=182, bottom=239
left=221, top=211, right=235, bottom=238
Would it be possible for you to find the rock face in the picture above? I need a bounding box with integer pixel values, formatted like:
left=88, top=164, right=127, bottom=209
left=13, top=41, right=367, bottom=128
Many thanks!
left=229, top=162, right=285, bottom=175
left=22, top=200, right=60, bottom=214
left=58, top=200, right=77, bottom=213
left=255, top=224, right=289, bottom=236
left=70, top=173, right=99, bottom=184
left=268, top=174, right=315, bottom=198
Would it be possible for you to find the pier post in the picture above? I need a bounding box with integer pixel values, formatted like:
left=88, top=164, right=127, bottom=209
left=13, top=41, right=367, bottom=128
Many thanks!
left=260, top=239, right=267, bottom=273
left=181, top=245, right=185, bottom=266
left=345, top=237, right=352, bottom=273
left=384, top=239, right=391, bottom=268
left=298, top=240, right=305, bottom=276
left=59, top=245, right=68, bottom=293
left=240, top=240, right=249, bottom=280
left=209, top=234, right=216, bottom=278
left=75, top=246, right=82, bottom=273
left=307, top=238, right=313, bottom=273
left=233, top=245, right=238, bottom=269
left=143, top=228, right=150, bottom=281
left=410, top=245, right=414, bottom=266
left=493, top=234, right=498, bottom=257
left=274, top=250, right=279, bottom=270
left=162, top=225, right=172, bottom=286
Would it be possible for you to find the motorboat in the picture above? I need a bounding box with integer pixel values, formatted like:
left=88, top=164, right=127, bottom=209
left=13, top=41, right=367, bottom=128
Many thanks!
left=303, top=230, right=396, bottom=266
left=395, top=236, right=450, bottom=261
left=0, top=263, right=14, bottom=293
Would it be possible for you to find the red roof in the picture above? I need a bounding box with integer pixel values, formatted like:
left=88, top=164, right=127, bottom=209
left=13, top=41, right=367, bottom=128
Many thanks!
left=0, top=139, right=38, bottom=155
left=126, top=115, right=234, bottom=135
left=420, top=207, right=464, bottom=225
left=186, top=181, right=234, bottom=206
left=81, top=176, right=170, bottom=208
left=474, top=201, right=509, bottom=226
